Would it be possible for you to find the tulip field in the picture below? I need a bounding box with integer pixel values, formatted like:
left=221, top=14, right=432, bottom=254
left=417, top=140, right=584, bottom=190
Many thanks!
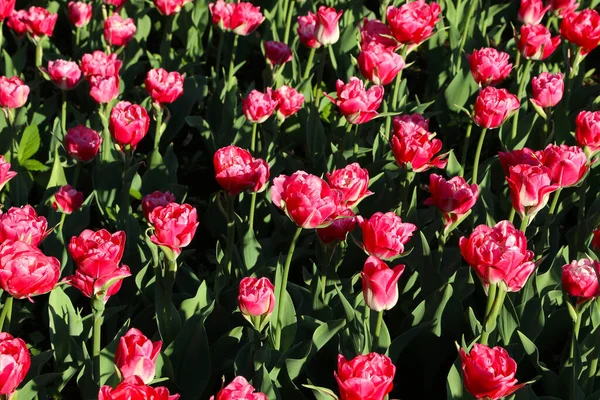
left=1, top=0, right=600, bottom=398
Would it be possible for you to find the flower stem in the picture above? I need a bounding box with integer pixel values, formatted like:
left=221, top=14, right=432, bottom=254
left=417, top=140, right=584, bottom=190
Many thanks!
left=91, top=299, right=104, bottom=387
left=569, top=304, right=583, bottom=400
left=313, top=49, right=326, bottom=110
left=251, top=123, right=257, bottom=155
left=436, top=228, right=448, bottom=267
left=480, top=284, right=505, bottom=345
left=283, top=0, right=294, bottom=45
left=35, top=36, right=45, bottom=70
left=302, top=47, right=316, bottom=81
left=153, top=104, right=164, bottom=150
left=459, top=120, right=473, bottom=178
left=510, top=59, right=533, bottom=142
left=224, top=194, right=235, bottom=277
left=0, top=21, right=4, bottom=51
left=274, top=226, right=302, bottom=351
left=471, top=127, right=487, bottom=185
left=0, top=295, right=13, bottom=332
left=519, top=214, right=529, bottom=233
left=455, top=0, right=478, bottom=73
left=248, top=192, right=257, bottom=233
left=353, top=124, right=360, bottom=159
left=227, top=34, right=239, bottom=90
left=61, top=91, right=67, bottom=140
left=373, top=310, right=384, bottom=351
left=384, top=47, right=408, bottom=142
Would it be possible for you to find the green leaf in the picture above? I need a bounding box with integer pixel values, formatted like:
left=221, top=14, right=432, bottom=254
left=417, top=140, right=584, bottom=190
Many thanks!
left=18, top=125, right=40, bottom=162
left=302, top=384, right=339, bottom=400
left=22, top=159, right=49, bottom=172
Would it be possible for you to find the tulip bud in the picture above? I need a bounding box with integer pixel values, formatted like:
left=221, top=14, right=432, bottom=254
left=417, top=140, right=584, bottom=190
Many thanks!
left=335, top=353, right=395, bottom=400
left=473, top=87, right=520, bottom=129
left=506, top=164, right=560, bottom=220
left=142, top=191, right=176, bottom=221
left=357, top=212, right=417, bottom=260
left=361, top=256, right=404, bottom=312
left=575, top=111, right=600, bottom=155
left=386, top=0, right=441, bottom=45
left=264, top=41, right=292, bottom=66
left=149, top=203, right=199, bottom=259
left=115, top=328, right=162, bottom=384
left=518, top=0, right=550, bottom=25
left=53, top=185, right=84, bottom=214
left=65, top=125, right=102, bottom=162
left=0, top=333, right=30, bottom=395
left=325, top=77, right=384, bottom=124
left=0, top=76, right=29, bottom=109
left=297, top=12, right=320, bottom=49
left=242, top=88, right=278, bottom=123
left=531, top=72, right=564, bottom=108
left=562, top=259, right=600, bottom=300
left=109, top=101, right=150, bottom=148
left=45, top=60, right=82, bottom=90
left=68, top=1, right=92, bottom=27
left=314, top=6, right=343, bottom=46
left=238, top=277, right=275, bottom=331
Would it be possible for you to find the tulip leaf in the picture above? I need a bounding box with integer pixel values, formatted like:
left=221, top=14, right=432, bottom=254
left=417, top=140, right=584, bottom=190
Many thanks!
left=18, top=124, right=40, bottom=163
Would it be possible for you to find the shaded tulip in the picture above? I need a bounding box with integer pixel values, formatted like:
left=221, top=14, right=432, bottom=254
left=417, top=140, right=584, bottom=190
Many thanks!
left=52, top=185, right=84, bottom=214
left=0, top=76, right=29, bottom=109
left=89, top=75, right=120, bottom=104
left=65, top=125, right=102, bottom=162
left=473, top=87, right=520, bottom=129
left=560, top=9, right=600, bottom=55
left=264, top=41, right=292, bottom=66
left=459, top=344, right=526, bottom=400
left=325, top=77, right=384, bottom=124
left=270, top=171, right=340, bottom=229
left=335, top=353, right=395, bottom=400
left=517, top=24, right=561, bottom=60
left=506, top=164, right=560, bottom=219
left=145, top=68, right=184, bottom=104
left=80, top=51, right=122, bottom=78
left=149, top=203, right=199, bottom=258
left=68, top=1, right=92, bottom=27
left=575, top=111, right=600, bottom=154
left=316, top=208, right=356, bottom=244
left=562, top=259, right=600, bottom=300
left=68, top=229, right=126, bottom=278
left=109, top=101, right=150, bottom=148
left=213, top=145, right=269, bottom=195
left=0, top=0, right=14, bottom=20
left=45, top=60, right=82, bottom=90
left=230, top=2, right=264, bottom=36
left=518, top=0, right=550, bottom=25
left=358, top=42, right=405, bottom=85
left=0, top=205, right=48, bottom=247
left=209, top=376, right=267, bottom=400
left=314, top=6, right=343, bottom=46
left=0, top=241, right=60, bottom=299
left=242, top=88, right=278, bottom=123
left=64, top=265, right=131, bottom=302
left=360, top=18, right=397, bottom=49
left=548, top=0, right=578, bottom=17
left=361, top=256, right=404, bottom=311
left=386, top=0, right=441, bottom=45
left=498, top=147, right=542, bottom=176
left=154, top=0, right=190, bottom=16
left=592, top=226, right=600, bottom=251
left=531, top=72, right=564, bottom=108
left=99, top=376, right=180, bottom=400
left=273, top=85, right=305, bottom=119
left=459, top=220, right=536, bottom=292
left=103, top=0, right=127, bottom=7
left=142, top=191, right=176, bottom=221
left=326, top=163, right=373, bottom=208
left=104, top=14, right=136, bottom=47
left=208, top=0, right=234, bottom=31
left=6, top=10, right=27, bottom=35
left=540, top=144, right=588, bottom=187
left=424, top=174, right=479, bottom=228
left=115, top=328, right=162, bottom=384
left=467, top=47, right=513, bottom=87
left=357, top=212, right=417, bottom=260
left=0, top=333, right=30, bottom=395
left=390, top=114, right=447, bottom=172
left=297, top=12, right=320, bottom=49
left=0, top=155, right=17, bottom=191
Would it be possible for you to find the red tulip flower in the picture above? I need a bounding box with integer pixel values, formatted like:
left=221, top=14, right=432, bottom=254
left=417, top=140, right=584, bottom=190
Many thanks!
left=297, top=12, right=320, bottom=49
left=517, top=24, right=561, bottom=60
left=518, top=0, right=550, bottom=25
left=45, top=60, right=82, bottom=90
left=531, top=72, right=564, bottom=108
left=99, top=376, right=179, bottom=400
left=326, top=163, right=373, bottom=208
left=52, top=185, right=84, bottom=214
left=0, top=155, right=17, bottom=192
left=65, top=125, right=102, bottom=162
left=209, top=376, right=267, bottom=400
left=390, top=114, right=447, bottom=172
left=104, top=14, right=136, bottom=47
left=142, top=191, right=176, bottom=220
left=0, top=76, right=29, bottom=109
left=361, top=256, right=405, bottom=312
left=213, top=145, right=270, bottom=195
left=0, top=0, right=15, bottom=20
left=357, top=212, right=417, bottom=260
left=149, top=203, right=199, bottom=258
left=386, top=0, right=441, bottom=45
left=575, top=111, right=600, bottom=154
left=539, top=144, right=588, bottom=187
left=154, top=0, right=190, bottom=16
left=145, top=68, right=184, bottom=104
left=264, top=41, right=292, bottom=66
left=467, top=48, right=513, bottom=87
left=273, top=85, right=305, bottom=119
left=115, top=328, right=162, bottom=384
left=242, top=88, right=278, bottom=124
left=358, top=42, right=405, bottom=85
left=0, top=205, right=48, bottom=247
left=68, top=229, right=126, bottom=278
left=360, top=18, right=397, bottom=49
left=109, top=101, right=150, bottom=148
left=506, top=164, right=560, bottom=219
left=424, top=174, right=479, bottom=228
left=88, top=75, right=120, bottom=104
left=314, top=6, right=343, bottom=46
left=335, top=353, right=395, bottom=400
left=562, top=259, right=600, bottom=300
left=81, top=51, right=122, bottom=78
left=238, top=277, right=275, bottom=331
left=473, top=87, right=520, bottom=129
left=560, top=9, right=600, bottom=55
left=325, top=77, right=384, bottom=124
left=68, top=1, right=92, bottom=27
left=0, top=333, right=30, bottom=396
left=316, top=208, right=356, bottom=244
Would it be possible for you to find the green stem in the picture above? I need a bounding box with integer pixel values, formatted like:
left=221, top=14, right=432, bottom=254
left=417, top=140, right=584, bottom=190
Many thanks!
left=283, top=0, right=294, bottom=45
left=511, top=59, right=533, bottom=142
left=0, top=21, right=4, bottom=52
left=456, top=0, right=478, bottom=72
left=6, top=109, right=15, bottom=163
left=373, top=310, right=384, bottom=351
left=459, top=120, right=473, bottom=178
left=92, top=305, right=103, bottom=387
left=313, top=49, right=326, bottom=109
left=224, top=195, right=235, bottom=277
left=570, top=305, right=583, bottom=400
left=35, top=36, right=45, bottom=70
left=480, top=285, right=506, bottom=345
left=75, top=27, right=81, bottom=50
left=61, top=91, right=67, bottom=141
left=153, top=104, right=164, bottom=150
left=519, top=214, right=529, bottom=233
left=227, top=34, right=239, bottom=89
left=508, top=208, right=516, bottom=224
left=248, top=192, right=257, bottom=233
left=73, top=162, right=81, bottom=188
left=384, top=48, right=408, bottom=142
left=251, top=123, right=257, bottom=155
left=436, top=228, right=448, bottom=267
left=0, top=295, right=13, bottom=332
left=303, top=47, right=316, bottom=81
left=274, top=226, right=302, bottom=351
left=353, top=124, right=360, bottom=159
left=472, top=128, right=487, bottom=185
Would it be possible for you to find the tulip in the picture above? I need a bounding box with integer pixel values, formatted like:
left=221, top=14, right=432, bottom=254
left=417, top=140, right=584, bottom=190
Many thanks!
left=270, top=171, right=341, bottom=229
left=209, top=376, right=267, bottom=400
left=0, top=241, right=60, bottom=299
left=531, top=72, right=564, bottom=108
left=506, top=164, right=560, bottom=220
left=297, top=12, right=320, bottom=49
left=104, top=14, right=136, bottom=47
left=145, top=68, right=184, bottom=104
left=238, top=277, right=275, bottom=331
left=213, top=145, right=270, bottom=195
left=68, top=229, right=126, bottom=278
left=335, top=353, right=395, bottom=400
left=358, top=42, right=405, bottom=85
left=68, top=1, right=92, bottom=27
left=357, top=212, right=417, bottom=260
left=109, top=101, right=150, bottom=148
left=154, top=0, right=190, bottom=16
left=264, top=41, right=292, bottom=66
left=325, top=77, right=384, bottom=124
left=115, top=328, right=162, bottom=384
left=459, top=344, right=526, bottom=400
left=326, top=163, right=373, bottom=208
left=149, top=203, right=199, bottom=258
left=208, top=0, right=234, bottom=31
left=473, top=87, right=520, bottom=129
left=272, top=85, right=305, bottom=119
left=142, top=191, right=176, bottom=220
left=517, top=24, right=561, bottom=60
left=0, top=155, right=17, bottom=191
left=89, top=75, right=120, bottom=104
left=103, top=0, right=127, bottom=7
left=80, top=51, right=122, bottom=78
left=45, top=60, right=82, bottom=90
left=518, top=0, right=550, bottom=25
left=23, top=6, right=57, bottom=37
left=498, top=148, right=542, bottom=175
left=390, top=114, right=447, bottom=172
left=52, top=185, right=84, bottom=214
left=548, top=0, right=578, bottom=17
left=424, top=174, right=479, bottom=228
left=539, top=144, right=588, bottom=187
left=0, top=333, right=30, bottom=395
left=459, top=220, right=536, bottom=292
left=65, top=125, right=102, bottom=162
left=386, top=0, right=441, bottom=45
left=575, top=111, right=600, bottom=154
left=562, top=259, right=600, bottom=300
left=0, top=205, right=48, bottom=247
left=230, top=2, right=264, bottom=36
left=361, top=256, right=404, bottom=312
left=592, top=226, right=600, bottom=251
left=314, top=6, right=343, bottom=46
left=0, top=76, right=29, bottom=109
left=64, top=265, right=131, bottom=301
left=0, top=0, right=14, bottom=20
left=6, top=10, right=27, bottom=36
left=467, top=48, right=513, bottom=87
left=360, top=18, right=397, bottom=49
left=242, top=88, right=278, bottom=123
left=99, top=376, right=180, bottom=400
left=316, top=208, right=356, bottom=244
left=560, top=9, right=600, bottom=55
